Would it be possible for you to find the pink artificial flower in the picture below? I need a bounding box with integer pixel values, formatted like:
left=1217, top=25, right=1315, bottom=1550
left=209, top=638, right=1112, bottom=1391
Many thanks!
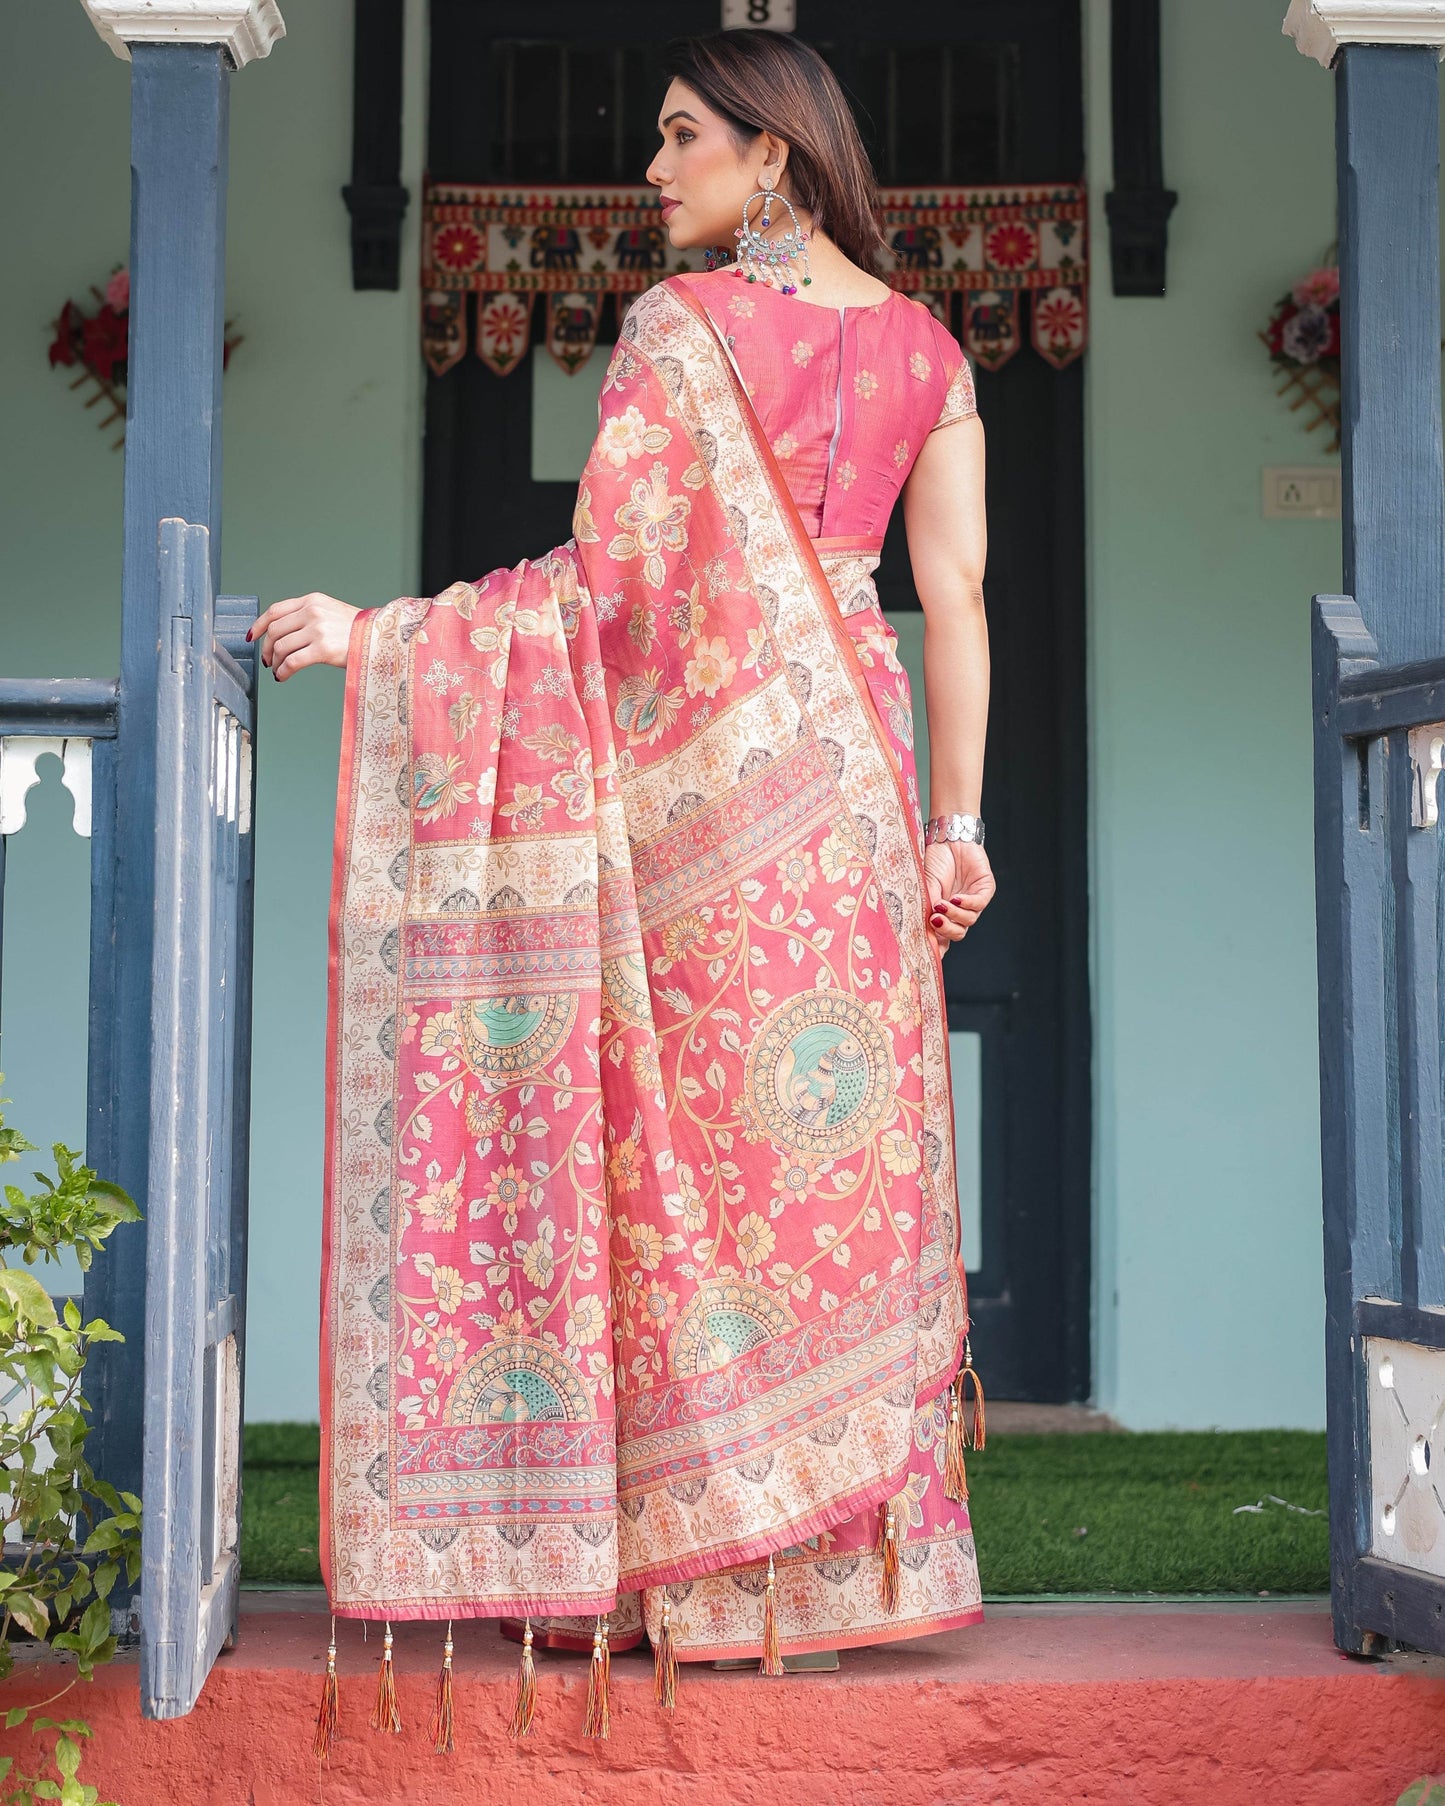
left=105, top=267, right=130, bottom=311
left=1291, top=265, right=1339, bottom=309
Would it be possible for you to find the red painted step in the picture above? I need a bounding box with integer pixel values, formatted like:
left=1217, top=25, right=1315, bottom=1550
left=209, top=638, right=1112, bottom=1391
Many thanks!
left=2, top=1597, right=1441, bottom=1804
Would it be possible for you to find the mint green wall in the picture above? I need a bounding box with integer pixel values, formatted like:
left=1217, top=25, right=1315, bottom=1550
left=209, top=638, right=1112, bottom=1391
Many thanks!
left=0, top=1, right=1405, bottom=1428
left=1084, top=1, right=1343, bottom=1427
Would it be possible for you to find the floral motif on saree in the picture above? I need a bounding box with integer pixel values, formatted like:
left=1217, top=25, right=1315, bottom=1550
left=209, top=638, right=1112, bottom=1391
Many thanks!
left=322, top=275, right=979, bottom=1649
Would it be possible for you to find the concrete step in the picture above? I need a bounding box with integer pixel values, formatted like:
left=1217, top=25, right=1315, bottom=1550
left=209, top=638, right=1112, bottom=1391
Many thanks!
left=2, top=1595, right=1442, bottom=1804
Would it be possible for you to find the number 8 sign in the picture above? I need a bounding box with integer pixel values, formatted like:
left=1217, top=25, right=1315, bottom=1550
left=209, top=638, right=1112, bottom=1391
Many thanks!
left=721, top=0, right=797, bottom=28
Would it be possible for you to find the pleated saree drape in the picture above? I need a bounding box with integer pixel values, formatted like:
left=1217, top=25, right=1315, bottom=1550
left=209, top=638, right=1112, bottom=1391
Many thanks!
left=321, top=276, right=983, bottom=1661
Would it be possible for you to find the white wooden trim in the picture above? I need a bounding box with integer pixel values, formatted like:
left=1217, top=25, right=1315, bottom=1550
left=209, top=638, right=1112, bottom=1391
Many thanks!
left=82, top=0, right=285, bottom=67
left=1284, top=0, right=1445, bottom=65
left=61, top=738, right=94, bottom=839
left=0, top=738, right=95, bottom=837
left=0, top=738, right=61, bottom=836
left=1409, top=723, right=1445, bottom=827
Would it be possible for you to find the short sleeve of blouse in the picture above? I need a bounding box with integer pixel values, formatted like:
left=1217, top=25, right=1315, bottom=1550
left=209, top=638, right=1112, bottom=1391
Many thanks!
left=932, top=351, right=978, bottom=430
left=916, top=309, right=977, bottom=430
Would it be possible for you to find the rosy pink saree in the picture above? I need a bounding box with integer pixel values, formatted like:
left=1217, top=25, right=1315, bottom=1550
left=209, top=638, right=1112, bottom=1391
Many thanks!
left=322, top=275, right=982, bottom=1663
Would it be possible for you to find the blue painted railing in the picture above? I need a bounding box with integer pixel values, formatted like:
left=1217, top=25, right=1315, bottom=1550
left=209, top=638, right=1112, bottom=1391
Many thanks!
left=0, top=520, right=258, bottom=1713
left=1308, top=36, right=1445, bottom=1660
left=1313, top=597, right=1445, bottom=1655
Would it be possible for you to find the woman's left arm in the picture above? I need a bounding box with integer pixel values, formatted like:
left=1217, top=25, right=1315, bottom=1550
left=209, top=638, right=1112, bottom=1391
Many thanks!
left=901, top=412, right=995, bottom=948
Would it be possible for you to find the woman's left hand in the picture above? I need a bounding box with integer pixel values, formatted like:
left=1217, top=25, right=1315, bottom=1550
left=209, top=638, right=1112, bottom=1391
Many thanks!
left=246, top=591, right=359, bottom=679
left=923, top=839, right=995, bottom=949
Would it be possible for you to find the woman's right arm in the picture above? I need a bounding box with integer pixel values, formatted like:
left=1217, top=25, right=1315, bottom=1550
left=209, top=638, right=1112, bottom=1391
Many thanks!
left=900, top=409, right=995, bottom=946
left=246, top=592, right=359, bottom=679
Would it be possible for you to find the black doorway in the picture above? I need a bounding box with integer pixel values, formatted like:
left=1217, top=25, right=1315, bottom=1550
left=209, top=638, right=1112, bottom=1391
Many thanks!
left=423, top=0, right=1091, bottom=1404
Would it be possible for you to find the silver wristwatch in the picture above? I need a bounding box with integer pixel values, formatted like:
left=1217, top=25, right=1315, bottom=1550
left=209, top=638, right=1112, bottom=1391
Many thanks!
left=922, top=812, right=985, bottom=848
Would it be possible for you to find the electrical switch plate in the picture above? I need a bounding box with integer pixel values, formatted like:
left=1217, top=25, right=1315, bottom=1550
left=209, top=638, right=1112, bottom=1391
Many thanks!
left=1262, top=465, right=1341, bottom=520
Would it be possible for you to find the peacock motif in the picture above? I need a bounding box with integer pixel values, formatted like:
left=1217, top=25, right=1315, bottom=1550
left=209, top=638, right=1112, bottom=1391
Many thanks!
left=744, top=990, right=897, bottom=1158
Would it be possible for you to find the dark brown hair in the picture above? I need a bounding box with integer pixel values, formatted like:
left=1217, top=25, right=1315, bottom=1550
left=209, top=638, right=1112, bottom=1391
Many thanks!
left=661, top=31, right=887, bottom=273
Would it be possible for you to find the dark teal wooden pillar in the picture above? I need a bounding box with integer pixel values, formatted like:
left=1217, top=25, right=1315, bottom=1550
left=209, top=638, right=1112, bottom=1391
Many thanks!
left=1336, top=43, right=1445, bottom=665
left=81, top=36, right=233, bottom=1563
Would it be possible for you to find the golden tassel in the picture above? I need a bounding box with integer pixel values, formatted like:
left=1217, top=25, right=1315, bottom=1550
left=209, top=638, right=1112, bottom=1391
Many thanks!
left=312, top=1616, right=339, bottom=1761
left=759, top=1554, right=784, bottom=1676
left=945, top=1339, right=986, bottom=1503
left=601, top=1614, right=612, bottom=1701
left=653, top=1597, right=679, bottom=1709
left=370, top=1621, right=402, bottom=1734
left=879, top=1502, right=901, bottom=1614
left=943, top=1374, right=970, bottom=1502
left=964, top=1347, right=987, bottom=1453
left=582, top=1615, right=611, bottom=1739
left=510, top=1617, right=537, bottom=1740
left=429, top=1620, right=455, bottom=1755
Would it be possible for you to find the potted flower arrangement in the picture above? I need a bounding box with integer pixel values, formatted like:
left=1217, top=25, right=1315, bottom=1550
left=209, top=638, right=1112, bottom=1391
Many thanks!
left=1258, top=258, right=1341, bottom=452
left=48, top=263, right=242, bottom=451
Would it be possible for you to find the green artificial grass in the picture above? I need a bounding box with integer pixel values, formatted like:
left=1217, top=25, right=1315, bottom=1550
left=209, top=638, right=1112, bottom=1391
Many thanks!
left=966, top=1429, right=1328, bottom=1595
left=241, top=1422, right=324, bottom=1587
left=239, top=1424, right=1330, bottom=1596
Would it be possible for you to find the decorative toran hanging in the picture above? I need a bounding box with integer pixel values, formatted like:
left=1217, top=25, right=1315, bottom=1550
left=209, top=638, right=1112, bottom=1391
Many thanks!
left=422, top=181, right=1087, bottom=379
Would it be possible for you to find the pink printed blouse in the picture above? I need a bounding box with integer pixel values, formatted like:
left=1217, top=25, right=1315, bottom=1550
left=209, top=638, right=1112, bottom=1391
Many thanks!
left=674, top=268, right=978, bottom=547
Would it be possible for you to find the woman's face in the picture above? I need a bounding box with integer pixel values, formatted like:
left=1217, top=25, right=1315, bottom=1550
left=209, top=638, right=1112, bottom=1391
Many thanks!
left=646, top=79, right=785, bottom=250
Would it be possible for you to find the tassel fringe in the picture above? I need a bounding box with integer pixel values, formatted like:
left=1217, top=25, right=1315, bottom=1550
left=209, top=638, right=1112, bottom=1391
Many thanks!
left=601, top=1615, right=612, bottom=1708
left=879, top=1501, right=901, bottom=1614
left=370, top=1621, right=403, bottom=1734
left=429, top=1621, right=455, bottom=1755
left=965, top=1357, right=987, bottom=1453
left=511, top=1617, right=537, bottom=1740
left=654, top=1597, right=679, bottom=1709
left=944, top=1339, right=987, bottom=1504
left=583, top=1616, right=611, bottom=1739
left=943, top=1375, right=969, bottom=1502
left=312, top=1617, right=339, bottom=1761
left=759, top=1554, right=784, bottom=1676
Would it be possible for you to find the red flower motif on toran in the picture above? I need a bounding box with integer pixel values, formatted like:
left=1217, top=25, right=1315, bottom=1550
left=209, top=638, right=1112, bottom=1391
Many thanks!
left=484, top=294, right=530, bottom=344
left=1034, top=292, right=1083, bottom=348
left=434, top=224, right=484, bottom=271
left=984, top=222, right=1038, bottom=271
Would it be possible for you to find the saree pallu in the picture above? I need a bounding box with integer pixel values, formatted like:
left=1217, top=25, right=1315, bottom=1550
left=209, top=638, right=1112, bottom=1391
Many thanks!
left=322, top=276, right=982, bottom=1658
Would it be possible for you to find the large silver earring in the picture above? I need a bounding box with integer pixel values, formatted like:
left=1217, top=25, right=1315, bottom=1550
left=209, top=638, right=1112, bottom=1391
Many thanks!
left=734, top=183, right=811, bottom=294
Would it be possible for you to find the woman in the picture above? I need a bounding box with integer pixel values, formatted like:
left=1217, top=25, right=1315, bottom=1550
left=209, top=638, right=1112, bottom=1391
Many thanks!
left=249, top=28, right=994, bottom=1737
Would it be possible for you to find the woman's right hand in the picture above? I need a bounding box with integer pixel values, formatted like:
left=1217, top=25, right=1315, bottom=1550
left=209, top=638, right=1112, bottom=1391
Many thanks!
left=246, top=592, right=359, bottom=679
left=923, top=838, right=995, bottom=949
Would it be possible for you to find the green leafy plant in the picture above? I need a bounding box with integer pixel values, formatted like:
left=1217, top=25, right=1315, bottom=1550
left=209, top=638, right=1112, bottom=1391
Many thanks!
left=1398, top=1784, right=1445, bottom=1806
left=0, top=1079, right=142, bottom=1806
